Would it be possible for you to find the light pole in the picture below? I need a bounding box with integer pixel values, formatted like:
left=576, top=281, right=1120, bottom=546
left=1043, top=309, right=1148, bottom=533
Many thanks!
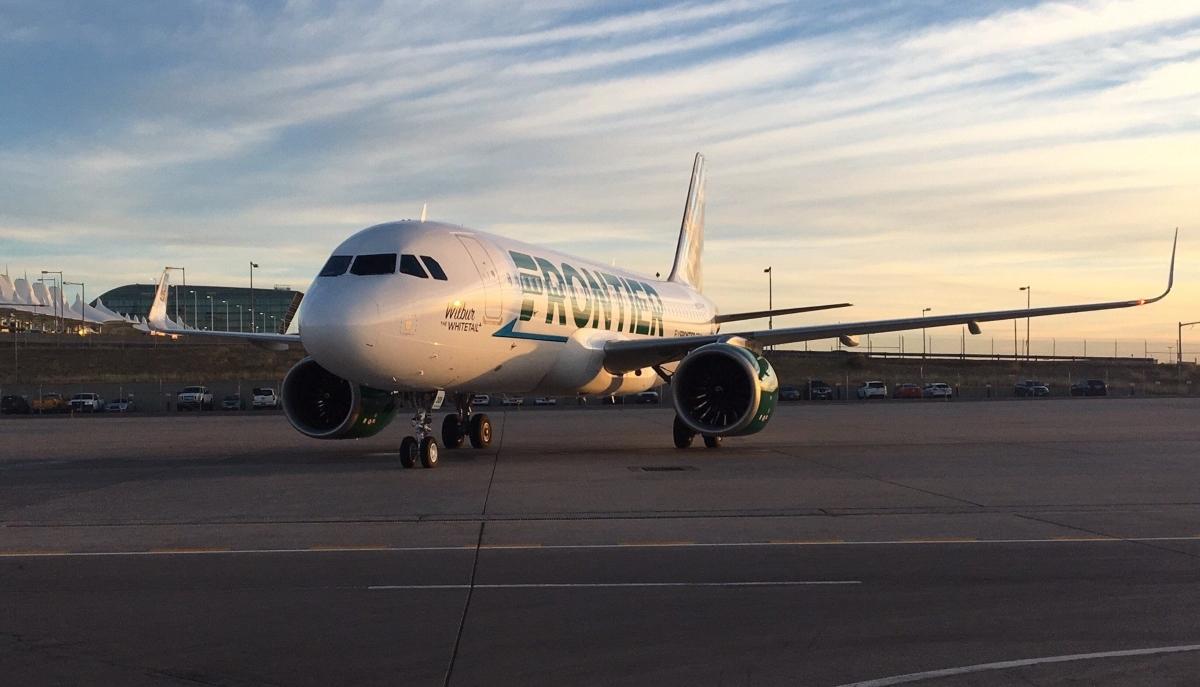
left=1180, top=321, right=1200, bottom=393
left=206, top=294, right=214, bottom=330
left=270, top=315, right=278, bottom=333
left=249, top=261, right=259, bottom=333
left=222, top=300, right=229, bottom=331
left=63, top=281, right=85, bottom=334
left=764, top=266, right=772, bottom=351
left=165, top=266, right=186, bottom=325
left=189, top=290, right=197, bottom=330
left=921, top=307, right=931, bottom=358
left=260, top=312, right=266, bottom=332
left=1019, top=286, right=1030, bottom=359
left=236, top=304, right=243, bottom=332
left=40, top=270, right=63, bottom=333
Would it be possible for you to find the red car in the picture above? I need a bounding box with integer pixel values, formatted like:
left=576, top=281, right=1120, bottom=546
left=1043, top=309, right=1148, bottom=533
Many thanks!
left=892, top=383, right=923, bottom=399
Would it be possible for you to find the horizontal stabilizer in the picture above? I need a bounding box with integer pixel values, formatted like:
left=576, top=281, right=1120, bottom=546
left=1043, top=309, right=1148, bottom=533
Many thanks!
left=714, top=302, right=852, bottom=324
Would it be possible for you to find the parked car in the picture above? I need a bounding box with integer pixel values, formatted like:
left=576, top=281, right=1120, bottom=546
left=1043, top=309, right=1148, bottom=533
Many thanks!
left=780, top=385, right=802, bottom=401
left=1071, top=379, right=1108, bottom=397
left=32, top=392, right=69, bottom=414
left=177, top=386, right=214, bottom=410
left=499, top=395, right=525, bottom=406
left=892, top=383, right=922, bottom=399
left=221, top=394, right=244, bottom=411
left=470, top=394, right=491, bottom=406
left=923, top=382, right=953, bottom=399
left=856, top=381, right=887, bottom=399
left=533, top=396, right=558, bottom=406
left=1014, top=380, right=1050, bottom=397
left=69, top=392, right=104, bottom=413
left=1, top=394, right=31, bottom=415
left=805, top=380, right=834, bottom=400
left=252, top=387, right=279, bottom=409
left=636, top=391, right=660, bottom=404
left=104, top=397, right=136, bottom=413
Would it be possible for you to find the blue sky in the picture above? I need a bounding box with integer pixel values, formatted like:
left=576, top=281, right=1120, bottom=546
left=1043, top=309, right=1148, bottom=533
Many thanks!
left=2, top=0, right=1198, bottom=346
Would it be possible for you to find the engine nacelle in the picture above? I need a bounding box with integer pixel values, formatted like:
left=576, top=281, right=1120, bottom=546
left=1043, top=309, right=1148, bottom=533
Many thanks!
left=282, top=357, right=398, bottom=439
left=672, top=340, right=779, bottom=437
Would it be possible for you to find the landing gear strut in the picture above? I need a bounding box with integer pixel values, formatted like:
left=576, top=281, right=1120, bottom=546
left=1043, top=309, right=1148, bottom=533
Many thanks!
left=673, top=414, right=721, bottom=449
left=399, top=394, right=440, bottom=469
left=440, top=394, right=493, bottom=452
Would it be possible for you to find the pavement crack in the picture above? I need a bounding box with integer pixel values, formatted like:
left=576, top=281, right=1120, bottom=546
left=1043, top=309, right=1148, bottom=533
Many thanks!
left=1015, top=512, right=1200, bottom=561
left=770, top=448, right=987, bottom=508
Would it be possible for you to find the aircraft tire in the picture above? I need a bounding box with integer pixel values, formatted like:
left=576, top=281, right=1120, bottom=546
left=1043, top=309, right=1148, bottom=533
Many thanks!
left=442, top=415, right=465, bottom=449
left=673, top=416, right=695, bottom=449
left=399, top=436, right=418, bottom=468
left=420, top=437, right=440, bottom=468
left=703, top=435, right=722, bottom=449
left=469, top=414, right=493, bottom=449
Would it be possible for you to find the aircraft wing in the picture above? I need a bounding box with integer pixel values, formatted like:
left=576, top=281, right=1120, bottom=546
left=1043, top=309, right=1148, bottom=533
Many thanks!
left=713, top=302, right=852, bottom=324
left=147, top=268, right=302, bottom=348
left=603, top=231, right=1177, bottom=374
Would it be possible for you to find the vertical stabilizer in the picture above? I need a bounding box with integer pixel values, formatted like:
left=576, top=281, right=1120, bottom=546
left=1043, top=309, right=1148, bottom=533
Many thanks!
left=148, top=268, right=172, bottom=330
left=667, top=153, right=705, bottom=292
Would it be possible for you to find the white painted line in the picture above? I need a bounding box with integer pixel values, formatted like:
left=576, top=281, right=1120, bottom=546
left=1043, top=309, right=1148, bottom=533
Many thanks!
left=368, top=580, right=861, bottom=590
left=833, top=643, right=1200, bottom=687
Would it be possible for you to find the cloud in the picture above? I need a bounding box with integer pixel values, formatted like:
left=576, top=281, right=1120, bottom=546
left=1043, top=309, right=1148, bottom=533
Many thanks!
left=2, top=0, right=1199, bottom=344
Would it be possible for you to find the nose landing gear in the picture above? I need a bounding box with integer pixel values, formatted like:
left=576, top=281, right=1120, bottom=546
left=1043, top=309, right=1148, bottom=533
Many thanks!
left=399, top=395, right=440, bottom=469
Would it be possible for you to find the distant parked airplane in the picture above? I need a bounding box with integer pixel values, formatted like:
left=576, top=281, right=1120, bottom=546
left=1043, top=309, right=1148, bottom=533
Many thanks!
left=149, top=154, right=1177, bottom=468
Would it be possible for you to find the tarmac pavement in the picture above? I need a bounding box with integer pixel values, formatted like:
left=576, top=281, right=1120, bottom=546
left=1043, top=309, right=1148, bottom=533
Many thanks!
left=2, top=398, right=1200, bottom=685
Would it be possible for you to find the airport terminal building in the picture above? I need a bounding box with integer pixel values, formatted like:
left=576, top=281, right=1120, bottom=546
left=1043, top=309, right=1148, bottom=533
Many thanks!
left=95, top=283, right=303, bottom=333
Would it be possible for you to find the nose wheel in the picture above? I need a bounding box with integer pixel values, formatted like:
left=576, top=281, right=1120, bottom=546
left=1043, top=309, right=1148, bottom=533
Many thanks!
left=399, top=402, right=440, bottom=469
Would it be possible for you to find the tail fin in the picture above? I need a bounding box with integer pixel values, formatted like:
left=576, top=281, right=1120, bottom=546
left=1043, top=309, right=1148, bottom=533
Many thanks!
left=667, top=152, right=705, bottom=292
left=147, top=268, right=172, bottom=330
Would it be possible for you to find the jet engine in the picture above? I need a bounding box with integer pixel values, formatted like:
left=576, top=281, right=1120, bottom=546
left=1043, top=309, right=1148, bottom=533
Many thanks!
left=671, top=339, right=779, bottom=436
left=282, top=357, right=398, bottom=439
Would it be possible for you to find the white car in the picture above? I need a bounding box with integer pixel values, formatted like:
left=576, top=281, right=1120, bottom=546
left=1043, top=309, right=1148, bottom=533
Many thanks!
left=177, top=386, right=213, bottom=410
left=533, top=396, right=558, bottom=406
left=923, top=382, right=953, bottom=399
left=470, top=394, right=491, bottom=406
left=499, top=395, right=525, bottom=406
left=69, top=392, right=104, bottom=412
left=252, top=387, right=279, bottom=409
left=856, top=381, right=887, bottom=399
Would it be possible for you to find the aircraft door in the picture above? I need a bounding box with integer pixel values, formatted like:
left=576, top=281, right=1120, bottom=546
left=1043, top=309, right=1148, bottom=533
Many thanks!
left=455, top=234, right=503, bottom=324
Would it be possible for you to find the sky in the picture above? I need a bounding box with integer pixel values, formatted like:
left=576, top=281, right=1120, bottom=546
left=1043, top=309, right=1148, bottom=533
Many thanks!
left=2, top=0, right=1199, bottom=352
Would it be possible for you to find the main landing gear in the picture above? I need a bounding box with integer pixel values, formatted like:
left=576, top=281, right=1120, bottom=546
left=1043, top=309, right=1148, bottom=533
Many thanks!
left=399, top=393, right=493, bottom=469
left=672, top=415, right=722, bottom=449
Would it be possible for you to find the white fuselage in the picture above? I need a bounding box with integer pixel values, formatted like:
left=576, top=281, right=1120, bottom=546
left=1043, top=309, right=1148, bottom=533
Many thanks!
left=298, top=221, right=719, bottom=395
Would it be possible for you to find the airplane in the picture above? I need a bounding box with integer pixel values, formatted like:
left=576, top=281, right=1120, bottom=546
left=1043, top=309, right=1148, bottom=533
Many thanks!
left=148, top=153, right=1177, bottom=469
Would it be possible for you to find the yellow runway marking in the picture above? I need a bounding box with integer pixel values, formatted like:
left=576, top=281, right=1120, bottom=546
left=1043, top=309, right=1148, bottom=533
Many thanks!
left=0, top=549, right=69, bottom=556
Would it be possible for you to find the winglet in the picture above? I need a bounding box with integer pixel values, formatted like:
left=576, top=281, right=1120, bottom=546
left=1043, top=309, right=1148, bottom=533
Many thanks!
left=1144, top=228, right=1178, bottom=305
left=147, top=268, right=171, bottom=331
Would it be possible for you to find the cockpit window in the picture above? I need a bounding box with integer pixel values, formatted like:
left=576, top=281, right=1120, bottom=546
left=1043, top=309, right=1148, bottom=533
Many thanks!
left=399, top=254, right=428, bottom=278
left=319, top=255, right=352, bottom=277
left=420, top=256, right=448, bottom=280
left=350, top=253, right=397, bottom=276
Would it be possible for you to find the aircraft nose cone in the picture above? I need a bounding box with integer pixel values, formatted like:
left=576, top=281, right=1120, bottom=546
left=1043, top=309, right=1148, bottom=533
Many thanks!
left=299, top=282, right=380, bottom=381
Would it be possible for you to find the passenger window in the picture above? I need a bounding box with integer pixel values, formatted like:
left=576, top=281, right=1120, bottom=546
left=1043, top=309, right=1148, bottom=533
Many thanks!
left=350, top=253, right=397, bottom=275
left=399, top=254, right=428, bottom=278
left=319, top=255, right=352, bottom=277
left=420, top=256, right=448, bottom=280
